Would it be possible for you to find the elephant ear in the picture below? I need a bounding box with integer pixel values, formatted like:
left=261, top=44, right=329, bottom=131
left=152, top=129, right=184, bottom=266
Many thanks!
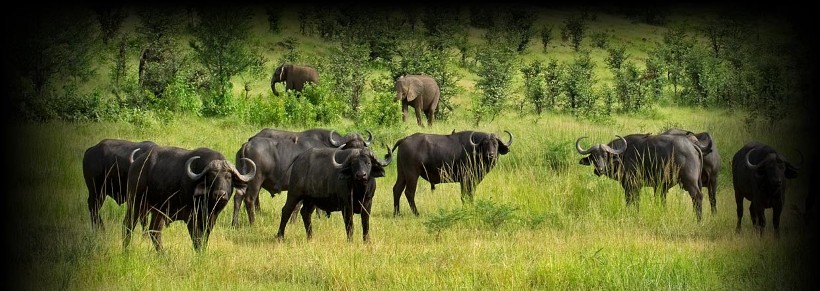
left=405, top=81, right=418, bottom=102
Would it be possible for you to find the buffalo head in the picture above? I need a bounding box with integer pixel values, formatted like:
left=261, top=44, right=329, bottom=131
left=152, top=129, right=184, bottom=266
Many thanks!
left=186, top=156, right=257, bottom=201
left=329, top=130, right=373, bottom=149
left=576, top=135, right=627, bottom=177
left=468, top=130, right=513, bottom=165
left=745, top=148, right=800, bottom=190
left=332, top=146, right=392, bottom=184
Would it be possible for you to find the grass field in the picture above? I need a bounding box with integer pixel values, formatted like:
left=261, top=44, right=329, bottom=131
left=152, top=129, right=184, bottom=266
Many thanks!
left=5, top=4, right=818, bottom=290
left=7, top=105, right=818, bottom=290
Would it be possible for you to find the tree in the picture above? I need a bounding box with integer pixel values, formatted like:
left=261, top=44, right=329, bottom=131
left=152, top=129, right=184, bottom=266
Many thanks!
left=562, top=13, right=588, bottom=51
left=93, top=5, right=127, bottom=45
left=540, top=25, right=553, bottom=52
left=473, top=40, right=517, bottom=126
left=189, top=7, right=264, bottom=116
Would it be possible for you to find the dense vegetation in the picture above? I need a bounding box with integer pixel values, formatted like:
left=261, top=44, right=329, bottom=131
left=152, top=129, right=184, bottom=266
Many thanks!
left=3, top=3, right=817, bottom=290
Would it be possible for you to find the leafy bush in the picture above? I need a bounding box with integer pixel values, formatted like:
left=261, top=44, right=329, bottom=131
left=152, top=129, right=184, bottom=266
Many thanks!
left=470, top=199, right=519, bottom=230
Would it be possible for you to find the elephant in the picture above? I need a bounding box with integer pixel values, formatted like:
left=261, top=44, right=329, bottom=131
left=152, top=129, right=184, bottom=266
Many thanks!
left=271, top=63, right=320, bottom=96
left=394, top=74, right=441, bottom=128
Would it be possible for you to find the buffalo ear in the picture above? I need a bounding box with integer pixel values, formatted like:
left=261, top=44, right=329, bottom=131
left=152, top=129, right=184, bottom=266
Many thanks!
left=579, top=157, right=591, bottom=165
left=371, top=158, right=386, bottom=178
left=785, top=163, right=799, bottom=179
left=194, top=182, right=207, bottom=197
left=497, top=138, right=510, bottom=155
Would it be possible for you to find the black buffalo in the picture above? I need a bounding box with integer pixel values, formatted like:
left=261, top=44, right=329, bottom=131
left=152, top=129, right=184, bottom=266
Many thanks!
left=82, top=139, right=157, bottom=230
left=276, top=146, right=392, bottom=241
left=576, top=133, right=711, bottom=220
left=125, top=146, right=256, bottom=252
left=732, top=142, right=800, bottom=237
left=660, top=128, right=720, bottom=213
left=232, top=128, right=373, bottom=226
left=250, top=128, right=372, bottom=148
left=391, top=130, right=513, bottom=216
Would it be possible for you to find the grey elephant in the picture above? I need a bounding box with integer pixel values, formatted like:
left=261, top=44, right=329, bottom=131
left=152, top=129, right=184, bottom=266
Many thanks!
left=394, top=74, right=441, bottom=127
left=271, top=63, right=320, bottom=96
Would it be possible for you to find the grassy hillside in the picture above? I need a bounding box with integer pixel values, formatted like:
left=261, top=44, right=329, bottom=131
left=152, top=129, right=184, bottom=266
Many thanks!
left=5, top=4, right=818, bottom=290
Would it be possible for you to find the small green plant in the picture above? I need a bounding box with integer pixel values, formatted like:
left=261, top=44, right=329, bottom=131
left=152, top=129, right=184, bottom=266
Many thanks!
left=471, top=199, right=518, bottom=231
left=423, top=208, right=468, bottom=240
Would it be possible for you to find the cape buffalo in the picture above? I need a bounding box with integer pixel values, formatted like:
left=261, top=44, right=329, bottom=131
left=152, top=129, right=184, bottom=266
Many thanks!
left=391, top=130, right=513, bottom=216
left=576, top=133, right=711, bottom=221
left=276, top=146, right=392, bottom=242
left=250, top=128, right=372, bottom=148
left=82, top=139, right=157, bottom=230
left=661, top=128, right=720, bottom=213
left=732, top=142, right=800, bottom=237
left=125, top=146, right=256, bottom=252
left=232, top=128, right=373, bottom=227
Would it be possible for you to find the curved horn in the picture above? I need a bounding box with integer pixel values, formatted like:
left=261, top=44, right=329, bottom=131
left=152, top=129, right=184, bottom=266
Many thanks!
left=468, top=131, right=478, bottom=147
left=575, top=136, right=592, bottom=155
left=331, top=150, right=344, bottom=169
left=503, top=130, right=513, bottom=147
left=380, top=144, right=393, bottom=167
left=186, top=156, right=207, bottom=180
left=328, top=130, right=343, bottom=147
left=365, top=130, right=373, bottom=147
left=610, top=135, right=627, bottom=155
left=745, top=148, right=776, bottom=170
left=230, top=158, right=257, bottom=182
left=129, top=148, right=141, bottom=163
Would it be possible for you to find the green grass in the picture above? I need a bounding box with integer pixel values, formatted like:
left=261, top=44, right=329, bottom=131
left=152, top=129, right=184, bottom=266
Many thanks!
left=8, top=105, right=817, bottom=290
left=8, top=4, right=816, bottom=290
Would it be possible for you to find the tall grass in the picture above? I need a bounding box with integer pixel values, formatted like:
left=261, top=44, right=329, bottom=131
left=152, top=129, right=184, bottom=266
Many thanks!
left=7, top=106, right=817, bottom=290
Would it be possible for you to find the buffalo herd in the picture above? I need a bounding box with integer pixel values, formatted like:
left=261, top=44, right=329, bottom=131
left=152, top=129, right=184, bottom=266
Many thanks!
left=82, top=126, right=805, bottom=252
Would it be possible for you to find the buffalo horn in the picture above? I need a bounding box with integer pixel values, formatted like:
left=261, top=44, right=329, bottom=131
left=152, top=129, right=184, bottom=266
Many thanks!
left=609, top=135, right=627, bottom=155
left=575, top=136, right=592, bottom=155
left=503, top=130, right=513, bottom=147
left=365, top=130, right=373, bottom=147
left=331, top=150, right=344, bottom=169
left=129, top=148, right=141, bottom=163
left=230, top=158, right=257, bottom=182
left=745, top=148, right=776, bottom=170
left=186, top=156, right=207, bottom=180
left=469, top=132, right=478, bottom=147
left=380, top=144, right=393, bottom=166
left=329, top=130, right=343, bottom=147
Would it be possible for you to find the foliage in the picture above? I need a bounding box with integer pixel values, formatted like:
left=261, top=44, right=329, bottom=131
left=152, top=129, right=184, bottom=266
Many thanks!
left=360, top=78, right=402, bottom=128
left=422, top=4, right=466, bottom=51
left=324, top=42, right=371, bottom=118
left=189, top=6, right=264, bottom=117
left=605, top=46, right=628, bottom=70
left=540, top=25, right=553, bottom=52
left=660, top=22, right=694, bottom=98
left=470, top=199, right=519, bottom=230
left=422, top=208, right=468, bottom=240
left=561, top=13, right=588, bottom=51
left=521, top=60, right=546, bottom=115
left=93, top=5, right=127, bottom=44
left=589, top=31, right=610, bottom=49
left=562, top=51, right=598, bottom=118
left=264, top=6, right=282, bottom=34
left=501, top=8, right=538, bottom=53
left=473, top=41, right=517, bottom=126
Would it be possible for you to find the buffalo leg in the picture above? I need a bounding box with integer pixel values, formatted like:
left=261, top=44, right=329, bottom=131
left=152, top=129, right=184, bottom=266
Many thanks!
left=708, top=178, right=718, bottom=214
left=276, top=197, right=301, bottom=240
left=772, top=200, right=783, bottom=239
left=342, top=206, right=354, bottom=242
left=751, top=202, right=765, bottom=237
left=735, top=194, right=745, bottom=232
left=392, top=174, right=406, bottom=216
left=623, top=186, right=640, bottom=210
left=88, top=191, right=104, bottom=230
left=683, top=183, right=704, bottom=222
left=401, top=177, right=420, bottom=216
left=361, top=205, right=371, bottom=242
left=122, top=195, right=145, bottom=250
left=300, top=202, right=315, bottom=240
left=148, top=212, right=165, bottom=252
left=460, top=181, right=476, bottom=204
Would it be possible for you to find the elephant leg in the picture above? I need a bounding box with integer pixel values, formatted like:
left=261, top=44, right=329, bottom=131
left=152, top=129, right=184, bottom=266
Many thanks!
left=414, top=107, right=424, bottom=127
left=401, top=104, right=409, bottom=123
left=425, top=109, right=435, bottom=128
